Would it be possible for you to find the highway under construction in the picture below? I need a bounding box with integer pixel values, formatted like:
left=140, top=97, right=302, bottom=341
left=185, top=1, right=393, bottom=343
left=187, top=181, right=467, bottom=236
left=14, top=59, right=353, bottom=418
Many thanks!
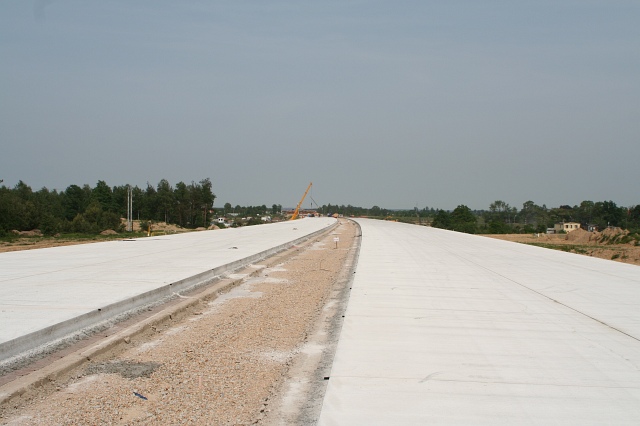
left=2, top=218, right=640, bottom=424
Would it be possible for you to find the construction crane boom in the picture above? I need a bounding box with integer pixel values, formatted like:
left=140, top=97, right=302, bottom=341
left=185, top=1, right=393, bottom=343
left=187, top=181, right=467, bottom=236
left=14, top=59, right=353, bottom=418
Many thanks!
left=290, top=182, right=312, bottom=220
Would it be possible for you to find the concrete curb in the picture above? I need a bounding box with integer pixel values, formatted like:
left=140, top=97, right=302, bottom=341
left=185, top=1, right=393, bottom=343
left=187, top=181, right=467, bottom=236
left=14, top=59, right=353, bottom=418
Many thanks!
left=0, top=270, right=248, bottom=410
left=1, top=222, right=336, bottom=363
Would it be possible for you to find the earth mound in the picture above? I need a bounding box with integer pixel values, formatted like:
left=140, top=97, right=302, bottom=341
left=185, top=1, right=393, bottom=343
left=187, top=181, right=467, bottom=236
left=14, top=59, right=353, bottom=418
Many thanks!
left=11, top=229, right=43, bottom=237
left=565, top=228, right=594, bottom=244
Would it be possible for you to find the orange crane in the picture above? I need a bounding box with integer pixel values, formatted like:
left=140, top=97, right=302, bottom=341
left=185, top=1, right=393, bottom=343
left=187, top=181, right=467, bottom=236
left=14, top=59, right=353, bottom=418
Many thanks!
left=290, top=182, right=312, bottom=220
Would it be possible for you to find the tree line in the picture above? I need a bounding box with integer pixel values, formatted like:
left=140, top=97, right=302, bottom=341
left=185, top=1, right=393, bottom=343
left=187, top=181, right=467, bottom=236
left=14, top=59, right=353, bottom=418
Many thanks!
left=0, top=179, right=215, bottom=236
left=218, top=203, right=282, bottom=218
left=2, top=179, right=638, bottom=237
left=430, top=200, right=640, bottom=234
left=318, top=200, right=640, bottom=235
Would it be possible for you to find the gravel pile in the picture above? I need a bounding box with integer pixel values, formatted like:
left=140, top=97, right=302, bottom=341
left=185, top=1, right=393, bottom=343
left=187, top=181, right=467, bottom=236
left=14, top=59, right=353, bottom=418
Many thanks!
left=1, top=220, right=357, bottom=425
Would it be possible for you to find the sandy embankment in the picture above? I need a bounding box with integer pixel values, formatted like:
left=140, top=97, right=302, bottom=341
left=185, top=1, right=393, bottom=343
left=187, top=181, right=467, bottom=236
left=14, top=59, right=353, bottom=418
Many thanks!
left=483, top=227, right=640, bottom=265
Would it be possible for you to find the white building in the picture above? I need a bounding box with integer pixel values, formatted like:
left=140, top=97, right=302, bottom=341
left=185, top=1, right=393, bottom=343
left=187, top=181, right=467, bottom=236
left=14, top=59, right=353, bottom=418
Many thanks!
left=554, top=222, right=581, bottom=233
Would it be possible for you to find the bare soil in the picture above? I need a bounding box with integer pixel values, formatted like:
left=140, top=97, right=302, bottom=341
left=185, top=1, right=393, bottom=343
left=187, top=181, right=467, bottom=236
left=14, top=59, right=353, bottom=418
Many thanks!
left=0, top=219, right=358, bottom=425
left=0, top=238, right=102, bottom=253
left=124, top=220, right=190, bottom=234
left=482, top=229, right=640, bottom=266
left=0, top=222, right=193, bottom=253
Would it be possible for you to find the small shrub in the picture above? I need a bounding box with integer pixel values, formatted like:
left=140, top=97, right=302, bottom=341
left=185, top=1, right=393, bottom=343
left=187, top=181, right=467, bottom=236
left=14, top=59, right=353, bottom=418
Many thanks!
left=611, top=253, right=621, bottom=260
left=0, top=232, right=18, bottom=242
left=620, top=235, right=633, bottom=244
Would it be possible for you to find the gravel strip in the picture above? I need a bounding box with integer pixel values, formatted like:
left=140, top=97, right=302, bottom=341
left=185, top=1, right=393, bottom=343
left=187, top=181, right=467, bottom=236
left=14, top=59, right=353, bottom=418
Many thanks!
left=1, top=219, right=358, bottom=425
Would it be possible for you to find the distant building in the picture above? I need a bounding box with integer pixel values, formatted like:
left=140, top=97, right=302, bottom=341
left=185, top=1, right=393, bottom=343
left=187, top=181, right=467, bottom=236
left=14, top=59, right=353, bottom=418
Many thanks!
left=215, top=217, right=232, bottom=227
left=554, top=222, right=581, bottom=233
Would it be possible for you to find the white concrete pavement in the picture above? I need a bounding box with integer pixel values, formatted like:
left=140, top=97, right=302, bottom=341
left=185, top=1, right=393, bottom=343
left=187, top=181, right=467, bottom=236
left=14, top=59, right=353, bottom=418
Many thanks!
left=319, top=219, right=640, bottom=425
left=0, top=217, right=336, bottom=361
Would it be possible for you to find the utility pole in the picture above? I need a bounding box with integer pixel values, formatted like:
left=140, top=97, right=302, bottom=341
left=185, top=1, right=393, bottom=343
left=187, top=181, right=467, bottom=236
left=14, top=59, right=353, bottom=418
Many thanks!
left=126, top=185, right=133, bottom=232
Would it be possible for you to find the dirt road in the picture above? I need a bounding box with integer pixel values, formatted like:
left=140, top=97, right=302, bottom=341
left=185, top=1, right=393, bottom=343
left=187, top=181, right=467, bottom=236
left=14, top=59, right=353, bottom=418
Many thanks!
left=0, top=219, right=359, bottom=425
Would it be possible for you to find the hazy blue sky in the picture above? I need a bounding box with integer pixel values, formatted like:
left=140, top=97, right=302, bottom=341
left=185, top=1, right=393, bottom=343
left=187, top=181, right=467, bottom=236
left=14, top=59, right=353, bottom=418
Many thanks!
left=1, top=1, right=638, bottom=210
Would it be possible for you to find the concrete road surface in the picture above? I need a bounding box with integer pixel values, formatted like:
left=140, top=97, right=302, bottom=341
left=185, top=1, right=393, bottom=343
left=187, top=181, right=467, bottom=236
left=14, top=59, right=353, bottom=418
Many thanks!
left=319, top=219, right=640, bottom=425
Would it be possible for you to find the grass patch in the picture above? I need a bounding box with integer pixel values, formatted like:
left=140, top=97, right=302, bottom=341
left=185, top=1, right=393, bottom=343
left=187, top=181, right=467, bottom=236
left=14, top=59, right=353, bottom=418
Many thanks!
left=0, top=234, right=20, bottom=243
left=527, top=243, right=582, bottom=253
left=619, top=235, right=633, bottom=244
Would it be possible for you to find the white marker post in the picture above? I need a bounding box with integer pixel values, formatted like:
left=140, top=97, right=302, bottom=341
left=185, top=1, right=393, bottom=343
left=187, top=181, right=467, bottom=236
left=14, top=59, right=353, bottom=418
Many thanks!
left=333, top=236, right=339, bottom=249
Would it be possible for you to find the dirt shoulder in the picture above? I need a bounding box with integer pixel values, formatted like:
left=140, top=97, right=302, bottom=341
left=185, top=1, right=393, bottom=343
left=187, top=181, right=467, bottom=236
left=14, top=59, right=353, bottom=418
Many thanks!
left=0, top=219, right=358, bottom=425
left=0, top=237, right=107, bottom=253
left=0, top=222, right=192, bottom=253
left=482, top=231, right=640, bottom=265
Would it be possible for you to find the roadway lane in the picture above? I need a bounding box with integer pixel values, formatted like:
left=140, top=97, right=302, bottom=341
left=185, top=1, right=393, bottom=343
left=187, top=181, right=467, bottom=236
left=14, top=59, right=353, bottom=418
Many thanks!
left=0, top=217, right=336, bottom=361
left=319, top=219, right=640, bottom=425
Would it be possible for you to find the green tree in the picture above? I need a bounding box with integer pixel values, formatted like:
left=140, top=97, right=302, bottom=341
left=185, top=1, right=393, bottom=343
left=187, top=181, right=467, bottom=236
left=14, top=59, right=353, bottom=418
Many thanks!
left=0, top=184, right=29, bottom=232
left=450, top=205, right=477, bottom=234
left=156, top=179, right=174, bottom=223
left=72, top=200, right=123, bottom=233
left=599, top=200, right=624, bottom=228
left=574, top=200, right=595, bottom=224
left=141, top=182, right=158, bottom=221
left=520, top=201, right=537, bottom=226
left=10, top=181, right=38, bottom=230
left=111, top=185, right=130, bottom=219
left=431, top=209, right=451, bottom=229
left=549, top=205, right=574, bottom=226
left=173, top=182, right=188, bottom=227
left=487, top=200, right=517, bottom=224
left=517, top=201, right=549, bottom=232
left=92, top=180, right=115, bottom=212
left=62, top=184, right=90, bottom=221
left=369, top=206, right=382, bottom=217
left=198, top=178, right=216, bottom=227
left=131, top=186, right=144, bottom=221
left=627, top=205, right=640, bottom=231
left=34, top=187, right=64, bottom=234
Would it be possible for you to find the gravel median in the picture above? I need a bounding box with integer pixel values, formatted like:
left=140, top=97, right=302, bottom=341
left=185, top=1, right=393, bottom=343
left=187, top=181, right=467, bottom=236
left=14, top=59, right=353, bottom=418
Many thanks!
left=0, top=219, right=359, bottom=425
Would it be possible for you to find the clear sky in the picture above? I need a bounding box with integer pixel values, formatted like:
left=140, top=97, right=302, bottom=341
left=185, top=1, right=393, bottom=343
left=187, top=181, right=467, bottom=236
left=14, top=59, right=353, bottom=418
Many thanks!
left=1, top=1, right=638, bottom=210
